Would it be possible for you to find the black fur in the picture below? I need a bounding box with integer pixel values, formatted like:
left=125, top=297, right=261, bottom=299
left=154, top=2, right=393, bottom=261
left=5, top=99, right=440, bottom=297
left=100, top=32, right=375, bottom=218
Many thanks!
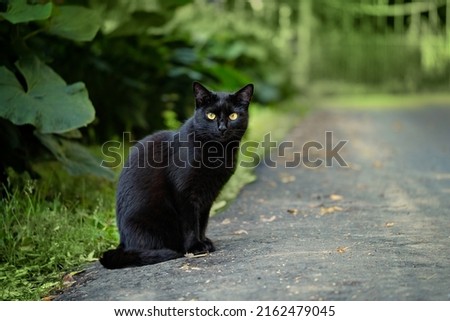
left=100, top=82, right=254, bottom=269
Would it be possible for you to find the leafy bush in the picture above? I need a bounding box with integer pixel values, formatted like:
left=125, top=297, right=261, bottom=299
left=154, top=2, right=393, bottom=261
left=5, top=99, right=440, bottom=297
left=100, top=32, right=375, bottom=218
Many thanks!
left=0, top=0, right=112, bottom=185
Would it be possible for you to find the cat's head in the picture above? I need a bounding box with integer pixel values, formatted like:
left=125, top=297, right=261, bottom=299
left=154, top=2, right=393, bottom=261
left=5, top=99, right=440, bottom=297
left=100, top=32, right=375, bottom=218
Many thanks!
left=192, top=82, right=253, bottom=142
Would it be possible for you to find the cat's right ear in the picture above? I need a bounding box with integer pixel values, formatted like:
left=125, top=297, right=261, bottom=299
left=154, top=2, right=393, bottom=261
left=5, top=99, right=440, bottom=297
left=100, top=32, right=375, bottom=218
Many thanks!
left=193, top=82, right=212, bottom=108
left=234, top=84, right=254, bottom=106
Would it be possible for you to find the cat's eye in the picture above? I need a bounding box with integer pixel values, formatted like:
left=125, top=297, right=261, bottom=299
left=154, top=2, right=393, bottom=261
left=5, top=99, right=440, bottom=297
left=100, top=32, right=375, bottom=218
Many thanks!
left=206, top=112, right=216, bottom=120
left=229, top=113, right=238, bottom=120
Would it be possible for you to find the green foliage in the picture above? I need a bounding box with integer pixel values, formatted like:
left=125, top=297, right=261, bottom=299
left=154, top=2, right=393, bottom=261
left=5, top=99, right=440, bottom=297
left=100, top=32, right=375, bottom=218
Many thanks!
left=0, top=0, right=112, bottom=183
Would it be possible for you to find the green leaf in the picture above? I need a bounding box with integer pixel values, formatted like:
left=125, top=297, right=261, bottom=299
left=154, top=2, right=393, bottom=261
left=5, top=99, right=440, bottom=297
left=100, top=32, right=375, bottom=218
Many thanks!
left=35, top=133, right=115, bottom=181
left=0, top=56, right=95, bottom=134
left=108, top=11, right=167, bottom=37
left=48, top=6, right=101, bottom=42
left=0, top=0, right=52, bottom=24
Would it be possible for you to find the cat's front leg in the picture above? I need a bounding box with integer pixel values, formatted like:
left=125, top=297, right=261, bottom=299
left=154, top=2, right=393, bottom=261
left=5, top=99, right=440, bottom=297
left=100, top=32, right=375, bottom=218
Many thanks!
left=184, top=231, right=211, bottom=254
left=198, top=208, right=215, bottom=252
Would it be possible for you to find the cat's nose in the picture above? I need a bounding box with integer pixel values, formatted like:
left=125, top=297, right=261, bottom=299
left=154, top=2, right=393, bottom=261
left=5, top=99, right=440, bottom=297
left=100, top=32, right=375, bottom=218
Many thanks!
left=218, top=123, right=227, bottom=134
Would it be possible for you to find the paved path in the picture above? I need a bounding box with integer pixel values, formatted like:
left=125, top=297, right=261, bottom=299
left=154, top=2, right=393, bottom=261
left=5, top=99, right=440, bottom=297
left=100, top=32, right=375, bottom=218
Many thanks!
left=57, top=105, right=450, bottom=300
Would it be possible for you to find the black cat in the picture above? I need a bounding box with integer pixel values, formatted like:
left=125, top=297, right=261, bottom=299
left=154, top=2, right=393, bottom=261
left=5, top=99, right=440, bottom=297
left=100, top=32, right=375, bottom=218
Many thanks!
left=100, top=82, right=253, bottom=269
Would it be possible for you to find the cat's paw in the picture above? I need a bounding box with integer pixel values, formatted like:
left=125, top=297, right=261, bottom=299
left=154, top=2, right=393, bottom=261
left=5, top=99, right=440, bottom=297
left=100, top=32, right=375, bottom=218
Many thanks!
left=187, top=240, right=210, bottom=255
left=203, top=237, right=216, bottom=252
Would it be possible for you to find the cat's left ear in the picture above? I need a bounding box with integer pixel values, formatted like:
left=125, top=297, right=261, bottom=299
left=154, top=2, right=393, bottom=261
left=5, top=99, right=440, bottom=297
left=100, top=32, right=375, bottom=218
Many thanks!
left=234, top=84, right=254, bottom=106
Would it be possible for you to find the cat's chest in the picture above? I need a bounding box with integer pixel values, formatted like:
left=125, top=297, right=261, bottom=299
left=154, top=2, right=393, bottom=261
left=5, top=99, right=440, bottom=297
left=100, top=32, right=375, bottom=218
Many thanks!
left=170, top=164, right=233, bottom=204
left=188, top=167, right=234, bottom=208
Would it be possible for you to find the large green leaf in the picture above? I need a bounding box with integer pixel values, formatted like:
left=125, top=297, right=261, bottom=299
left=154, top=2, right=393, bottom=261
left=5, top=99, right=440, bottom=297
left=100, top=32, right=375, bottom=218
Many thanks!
left=48, top=6, right=101, bottom=42
left=0, top=56, right=95, bottom=134
left=0, top=0, right=52, bottom=24
left=35, top=133, right=115, bottom=181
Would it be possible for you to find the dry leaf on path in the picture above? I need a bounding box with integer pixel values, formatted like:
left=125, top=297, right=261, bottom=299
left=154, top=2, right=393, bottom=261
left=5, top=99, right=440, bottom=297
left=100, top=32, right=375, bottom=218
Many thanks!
left=280, top=175, right=296, bottom=183
left=320, top=206, right=343, bottom=215
left=385, top=222, right=395, bottom=228
left=233, top=229, right=249, bottom=235
left=330, top=194, right=343, bottom=201
left=260, top=215, right=277, bottom=222
left=221, top=218, right=231, bottom=225
left=62, top=274, right=76, bottom=287
left=337, top=246, right=349, bottom=254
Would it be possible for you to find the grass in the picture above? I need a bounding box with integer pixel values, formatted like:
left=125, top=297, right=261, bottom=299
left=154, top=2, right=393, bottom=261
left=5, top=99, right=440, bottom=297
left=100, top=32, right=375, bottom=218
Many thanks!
left=0, top=170, right=118, bottom=300
left=0, top=100, right=306, bottom=300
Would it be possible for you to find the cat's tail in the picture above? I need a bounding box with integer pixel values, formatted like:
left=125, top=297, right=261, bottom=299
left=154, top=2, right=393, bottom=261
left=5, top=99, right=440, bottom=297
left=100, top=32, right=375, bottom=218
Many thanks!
left=99, top=247, right=183, bottom=269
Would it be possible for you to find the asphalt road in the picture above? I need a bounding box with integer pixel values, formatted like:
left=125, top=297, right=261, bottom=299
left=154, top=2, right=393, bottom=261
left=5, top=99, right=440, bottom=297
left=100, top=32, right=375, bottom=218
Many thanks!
left=56, top=105, right=450, bottom=300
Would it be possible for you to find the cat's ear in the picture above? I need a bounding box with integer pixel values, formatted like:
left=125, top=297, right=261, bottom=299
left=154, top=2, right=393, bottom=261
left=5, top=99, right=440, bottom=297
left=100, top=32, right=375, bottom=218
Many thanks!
left=193, top=82, right=212, bottom=108
left=234, top=84, right=254, bottom=106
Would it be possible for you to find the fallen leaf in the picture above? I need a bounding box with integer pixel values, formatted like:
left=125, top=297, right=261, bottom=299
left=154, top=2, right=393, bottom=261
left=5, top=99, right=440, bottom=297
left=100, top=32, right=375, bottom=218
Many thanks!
left=221, top=218, right=231, bottom=225
left=280, top=175, right=296, bottom=183
left=330, top=194, right=343, bottom=201
left=320, top=206, right=343, bottom=215
left=260, top=215, right=277, bottom=222
left=62, top=274, right=76, bottom=287
left=337, top=246, right=348, bottom=254
left=233, top=229, right=248, bottom=235
left=385, top=222, right=395, bottom=228
left=287, top=208, right=298, bottom=215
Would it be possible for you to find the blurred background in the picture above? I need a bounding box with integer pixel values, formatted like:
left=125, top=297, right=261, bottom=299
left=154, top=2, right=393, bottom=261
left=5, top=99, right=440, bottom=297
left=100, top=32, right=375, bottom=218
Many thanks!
left=1, top=0, right=450, bottom=300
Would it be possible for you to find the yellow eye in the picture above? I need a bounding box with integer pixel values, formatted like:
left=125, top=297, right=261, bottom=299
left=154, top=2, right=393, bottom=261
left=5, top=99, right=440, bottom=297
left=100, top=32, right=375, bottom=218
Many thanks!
left=206, top=112, right=216, bottom=120
left=229, top=113, right=238, bottom=120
